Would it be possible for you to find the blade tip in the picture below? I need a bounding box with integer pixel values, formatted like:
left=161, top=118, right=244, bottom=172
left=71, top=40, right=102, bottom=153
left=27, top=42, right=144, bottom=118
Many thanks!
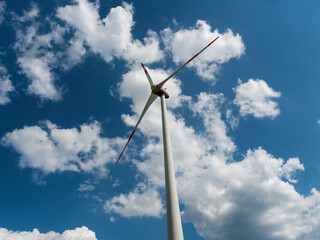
left=115, top=153, right=123, bottom=165
left=141, top=64, right=148, bottom=74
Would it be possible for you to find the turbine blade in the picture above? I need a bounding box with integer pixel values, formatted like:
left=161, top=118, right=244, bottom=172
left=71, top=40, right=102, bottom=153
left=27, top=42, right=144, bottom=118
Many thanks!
left=115, top=93, right=158, bottom=165
left=157, top=36, right=219, bottom=88
left=141, top=63, right=154, bottom=86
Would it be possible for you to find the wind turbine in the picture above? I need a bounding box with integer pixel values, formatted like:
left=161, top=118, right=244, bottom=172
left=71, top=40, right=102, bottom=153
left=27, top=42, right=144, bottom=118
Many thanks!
left=116, top=36, right=220, bottom=240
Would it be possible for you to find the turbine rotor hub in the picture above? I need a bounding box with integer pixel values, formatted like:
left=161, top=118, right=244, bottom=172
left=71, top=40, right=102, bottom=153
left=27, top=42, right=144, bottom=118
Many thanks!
left=151, top=85, right=169, bottom=98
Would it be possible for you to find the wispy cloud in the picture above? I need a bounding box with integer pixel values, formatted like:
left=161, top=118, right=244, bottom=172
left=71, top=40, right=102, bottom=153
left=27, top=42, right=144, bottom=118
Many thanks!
left=0, top=1, right=5, bottom=25
left=78, top=179, right=96, bottom=192
left=0, top=62, right=14, bottom=105
left=13, top=4, right=67, bottom=100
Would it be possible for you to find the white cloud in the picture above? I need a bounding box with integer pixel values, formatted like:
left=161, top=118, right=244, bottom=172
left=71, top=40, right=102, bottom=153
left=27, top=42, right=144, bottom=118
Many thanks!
left=57, top=0, right=164, bottom=65
left=162, top=20, right=245, bottom=82
left=12, top=1, right=164, bottom=101
left=225, top=108, right=239, bottom=130
left=13, top=5, right=67, bottom=100
left=63, top=33, right=86, bottom=70
left=0, top=1, right=5, bottom=24
left=0, top=64, right=14, bottom=105
left=0, top=226, right=97, bottom=240
left=17, top=56, right=61, bottom=100
left=297, top=226, right=320, bottom=240
left=233, top=78, right=281, bottom=118
left=57, top=1, right=133, bottom=63
left=78, top=179, right=95, bottom=192
left=105, top=184, right=164, bottom=218
left=281, top=157, right=304, bottom=183
left=1, top=121, right=122, bottom=175
left=123, top=30, right=165, bottom=64
left=13, top=2, right=39, bottom=23
left=191, top=92, right=236, bottom=157
left=179, top=148, right=319, bottom=240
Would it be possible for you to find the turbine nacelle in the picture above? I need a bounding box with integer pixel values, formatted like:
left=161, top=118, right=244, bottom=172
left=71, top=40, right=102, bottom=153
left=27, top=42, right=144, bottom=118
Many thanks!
left=151, top=84, right=170, bottom=98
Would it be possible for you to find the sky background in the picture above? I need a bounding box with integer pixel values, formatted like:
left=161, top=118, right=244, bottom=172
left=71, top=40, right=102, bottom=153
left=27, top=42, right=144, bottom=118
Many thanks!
left=1, top=0, right=320, bottom=240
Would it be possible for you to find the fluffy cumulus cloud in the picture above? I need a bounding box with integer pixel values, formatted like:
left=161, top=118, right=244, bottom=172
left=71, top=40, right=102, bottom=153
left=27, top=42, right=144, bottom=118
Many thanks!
left=179, top=148, right=317, bottom=240
left=123, top=30, right=164, bottom=64
left=105, top=184, right=164, bottom=218
left=0, top=226, right=97, bottom=240
left=56, top=0, right=133, bottom=63
left=0, top=63, right=14, bottom=105
left=0, top=1, right=5, bottom=24
left=233, top=78, right=281, bottom=118
left=1, top=121, right=122, bottom=175
left=162, top=20, right=245, bottom=82
left=56, top=0, right=164, bottom=64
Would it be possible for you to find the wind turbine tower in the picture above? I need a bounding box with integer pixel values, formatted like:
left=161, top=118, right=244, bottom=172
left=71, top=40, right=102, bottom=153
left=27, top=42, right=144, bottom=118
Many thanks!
left=116, top=36, right=220, bottom=240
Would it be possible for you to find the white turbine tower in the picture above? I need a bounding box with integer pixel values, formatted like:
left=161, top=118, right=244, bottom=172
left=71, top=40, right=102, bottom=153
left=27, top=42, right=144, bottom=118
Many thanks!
left=116, top=36, right=220, bottom=240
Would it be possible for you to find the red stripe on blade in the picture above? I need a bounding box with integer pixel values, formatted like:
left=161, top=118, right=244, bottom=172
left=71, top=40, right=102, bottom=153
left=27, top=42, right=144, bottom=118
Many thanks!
left=187, top=53, right=199, bottom=63
left=208, top=36, right=219, bottom=46
left=128, top=129, right=135, bottom=141
left=141, top=63, right=148, bottom=74
left=115, top=130, right=135, bottom=165
left=115, top=152, right=123, bottom=165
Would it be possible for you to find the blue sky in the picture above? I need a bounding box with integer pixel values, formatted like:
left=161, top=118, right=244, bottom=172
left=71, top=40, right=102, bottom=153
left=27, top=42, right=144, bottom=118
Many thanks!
left=1, top=0, right=320, bottom=239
